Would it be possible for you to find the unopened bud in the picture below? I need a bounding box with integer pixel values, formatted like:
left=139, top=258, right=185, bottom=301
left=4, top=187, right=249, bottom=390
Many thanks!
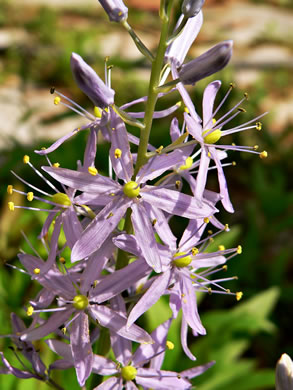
left=98, top=0, right=128, bottom=22
left=179, top=40, right=233, bottom=85
left=182, top=0, right=205, bottom=18
left=70, top=52, right=115, bottom=108
left=276, top=354, right=293, bottom=390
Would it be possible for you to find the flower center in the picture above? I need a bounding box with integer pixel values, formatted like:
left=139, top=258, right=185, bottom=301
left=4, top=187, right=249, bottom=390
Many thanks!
left=179, top=156, right=193, bottom=170
left=202, top=129, right=222, bottom=144
left=73, top=295, right=88, bottom=310
left=121, top=366, right=137, bottom=381
left=123, top=181, right=140, bottom=198
left=172, top=252, right=192, bottom=268
left=52, top=193, right=72, bottom=207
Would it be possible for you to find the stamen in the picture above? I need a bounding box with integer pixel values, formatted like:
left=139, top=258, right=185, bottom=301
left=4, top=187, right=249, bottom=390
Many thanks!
left=88, top=166, right=98, bottom=176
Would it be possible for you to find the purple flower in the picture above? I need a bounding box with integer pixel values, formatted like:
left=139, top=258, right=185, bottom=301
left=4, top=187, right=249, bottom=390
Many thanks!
left=182, top=0, right=205, bottom=18
left=43, top=124, right=217, bottom=270
left=113, top=220, right=242, bottom=359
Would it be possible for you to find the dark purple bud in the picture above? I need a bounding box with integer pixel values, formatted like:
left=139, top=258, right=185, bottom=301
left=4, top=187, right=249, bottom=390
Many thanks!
left=98, top=0, right=128, bottom=22
left=182, top=0, right=205, bottom=18
left=71, top=53, right=115, bottom=108
left=179, top=40, right=233, bottom=85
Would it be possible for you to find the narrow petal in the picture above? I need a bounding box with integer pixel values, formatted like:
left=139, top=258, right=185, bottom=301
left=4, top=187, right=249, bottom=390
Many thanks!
left=93, top=377, right=120, bottom=390
left=180, top=360, right=215, bottom=379
left=38, top=210, right=58, bottom=239
left=180, top=274, right=206, bottom=335
left=109, top=110, right=134, bottom=181
left=72, top=196, right=131, bottom=261
left=70, top=312, right=93, bottom=387
left=89, top=305, right=153, bottom=344
left=142, top=187, right=216, bottom=219
left=110, top=296, right=132, bottom=365
left=43, top=166, right=120, bottom=194
left=20, top=308, right=75, bottom=341
left=136, top=150, right=186, bottom=184
left=181, top=316, right=196, bottom=361
left=91, top=258, right=150, bottom=303
left=202, top=80, right=221, bottom=128
left=191, top=254, right=226, bottom=269
left=136, top=367, right=191, bottom=389
left=62, top=206, right=83, bottom=250
left=127, top=270, right=172, bottom=328
left=83, top=128, right=98, bottom=171
left=170, top=117, right=181, bottom=143
left=112, top=234, right=142, bottom=257
left=179, top=218, right=206, bottom=252
left=183, top=111, right=203, bottom=143
left=131, top=202, right=162, bottom=273
left=41, top=214, right=63, bottom=274
left=194, top=147, right=210, bottom=203
left=46, top=339, right=74, bottom=362
left=210, top=147, right=234, bottom=213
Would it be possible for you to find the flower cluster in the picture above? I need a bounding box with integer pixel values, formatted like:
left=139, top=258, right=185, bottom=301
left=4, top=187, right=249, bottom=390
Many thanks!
left=2, top=0, right=268, bottom=388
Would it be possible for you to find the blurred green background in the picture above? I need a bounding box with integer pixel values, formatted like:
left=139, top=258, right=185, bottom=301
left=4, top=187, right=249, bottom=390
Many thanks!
left=0, top=0, right=292, bottom=389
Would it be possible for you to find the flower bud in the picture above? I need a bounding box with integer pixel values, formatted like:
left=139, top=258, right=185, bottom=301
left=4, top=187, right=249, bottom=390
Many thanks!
left=182, top=0, right=205, bottom=18
left=178, top=40, right=233, bottom=85
left=70, top=52, right=115, bottom=108
left=98, top=0, right=128, bottom=22
left=165, top=11, right=203, bottom=67
left=276, top=354, right=293, bottom=390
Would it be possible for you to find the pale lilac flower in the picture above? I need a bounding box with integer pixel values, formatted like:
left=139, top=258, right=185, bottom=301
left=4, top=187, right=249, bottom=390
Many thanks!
left=173, top=77, right=268, bottom=212
left=98, top=0, right=128, bottom=22
left=113, top=220, right=242, bottom=359
left=17, top=240, right=153, bottom=386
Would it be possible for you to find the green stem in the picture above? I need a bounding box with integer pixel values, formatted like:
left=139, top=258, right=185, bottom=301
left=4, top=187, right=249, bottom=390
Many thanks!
left=134, top=1, right=172, bottom=176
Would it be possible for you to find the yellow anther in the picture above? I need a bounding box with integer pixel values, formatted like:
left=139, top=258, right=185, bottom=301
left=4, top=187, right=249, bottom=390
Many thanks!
left=256, top=122, right=262, bottom=131
left=204, top=217, right=210, bottom=224
left=224, top=223, right=229, bottom=231
left=88, top=166, right=98, bottom=176
left=218, top=245, right=225, bottom=251
left=176, top=101, right=182, bottom=107
left=222, top=265, right=228, bottom=271
left=23, top=155, right=30, bottom=164
left=121, top=366, right=137, bottom=381
left=237, top=245, right=242, bottom=254
left=208, top=230, right=213, bottom=235
left=105, top=107, right=109, bottom=113
left=208, top=288, right=212, bottom=295
left=53, top=162, right=60, bottom=168
left=207, top=151, right=211, bottom=158
left=230, top=82, right=236, bottom=89
left=114, top=148, right=122, bottom=159
left=175, top=180, right=181, bottom=189
left=107, top=212, right=113, bottom=219
left=166, top=341, right=174, bottom=350
left=232, top=142, right=236, bottom=146
left=253, top=145, right=259, bottom=151
left=123, top=181, right=140, bottom=198
left=238, top=107, right=246, bottom=113
left=54, top=96, right=61, bottom=105
left=152, top=219, right=157, bottom=226
left=59, top=257, right=66, bottom=264
left=234, top=276, right=239, bottom=280
left=26, top=306, right=34, bottom=316
left=244, top=92, right=249, bottom=99
left=52, top=193, right=71, bottom=207
left=136, top=283, right=144, bottom=294
left=260, top=151, right=268, bottom=159
left=61, top=327, right=67, bottom=334
left=184, top=106, right=190, bottom=114
left=180, top=156, right=193, bottom=170
left=203, top=129, right=222, bottom=144
left=94, top=106, right=102, bottom=118
left=209, top=237, right=214, bottom=243
left=177, top=374, right=182, bottom=379
left=33, top=268, right=40, bottom=275
left=81, top=204, right=96, bottom=219
left=232, top=161, right=237, bottom=166
left=212, top=118, right=217, bottom=124
left=27, top=192, right=34, bottom=201
left=192, top=247, right=199, bottom=256
left=236, top=291, right=243, bottom=301
left=7, top=185, right=13, bottom=195
left=226, top=289, right=231, bottom=294
left=156, top=145, right=163, bottom=154
left=8, top=202, right=15, bottom=211
left=41, top=147, right=46, bottom=150
left=93, top=280, right=98, bottom=288
left=173, top=252, right=192, bottom=268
